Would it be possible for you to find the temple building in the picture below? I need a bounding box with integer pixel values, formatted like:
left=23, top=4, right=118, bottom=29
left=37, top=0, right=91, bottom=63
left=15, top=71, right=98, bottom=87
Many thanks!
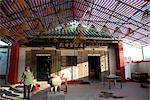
left=0, top=1, right=149, bottom=99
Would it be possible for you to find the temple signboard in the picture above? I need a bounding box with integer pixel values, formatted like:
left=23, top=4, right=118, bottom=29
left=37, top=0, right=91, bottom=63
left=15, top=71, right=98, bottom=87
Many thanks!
left=57, top=42, right=85, bottom=49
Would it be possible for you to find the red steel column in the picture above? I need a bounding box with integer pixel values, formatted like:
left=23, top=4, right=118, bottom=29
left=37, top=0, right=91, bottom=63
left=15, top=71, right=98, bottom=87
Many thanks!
left=8, top=43, right=19, bottom=84
left=115, top=41, right=125, bottom=81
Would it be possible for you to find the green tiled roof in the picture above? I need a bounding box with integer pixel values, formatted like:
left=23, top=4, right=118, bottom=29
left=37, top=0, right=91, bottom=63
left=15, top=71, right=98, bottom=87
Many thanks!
left=47, top=24, right=112, bottom=39
left=47, top=30, right=112, bottom=38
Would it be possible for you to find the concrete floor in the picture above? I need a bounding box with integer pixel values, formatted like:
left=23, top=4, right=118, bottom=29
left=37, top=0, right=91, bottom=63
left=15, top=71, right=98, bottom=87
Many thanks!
left=0, top=81, right=149, bottom=100
left=65, top=81, right=149, bottom=100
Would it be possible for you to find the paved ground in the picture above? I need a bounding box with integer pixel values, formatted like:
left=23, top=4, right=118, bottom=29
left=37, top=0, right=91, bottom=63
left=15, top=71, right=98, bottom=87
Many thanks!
left=65, top=81, right=149, bottom=100
left=0, top=81, right=149, bottom=100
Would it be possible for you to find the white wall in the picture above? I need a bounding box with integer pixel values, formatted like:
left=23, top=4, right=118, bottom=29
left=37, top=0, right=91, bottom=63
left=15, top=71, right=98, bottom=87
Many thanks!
left=130, top=63, right=139, bottom=73
left=143, top=45, right=150, bottom=60
left=123, top=42, right=150, bottom=79
left=125, top=62, right=138, bottom=79
left=125, top=62, right=131, bottom=79
left=108, top=47, right=116, bottom=74
left=125, top=61, right=150, bottom=79
left=138, top=62, right=150, bottom=76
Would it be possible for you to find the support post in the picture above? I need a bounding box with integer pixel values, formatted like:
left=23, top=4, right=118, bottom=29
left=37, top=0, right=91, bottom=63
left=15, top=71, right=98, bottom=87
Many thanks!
left=8, top=43, right=19, bottom=84
left=115, top=41, right=125, bottom=82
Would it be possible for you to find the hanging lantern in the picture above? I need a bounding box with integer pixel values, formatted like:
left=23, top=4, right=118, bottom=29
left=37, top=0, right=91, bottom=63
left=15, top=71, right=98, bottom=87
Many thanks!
left=70, top=6, right=76, bottom=13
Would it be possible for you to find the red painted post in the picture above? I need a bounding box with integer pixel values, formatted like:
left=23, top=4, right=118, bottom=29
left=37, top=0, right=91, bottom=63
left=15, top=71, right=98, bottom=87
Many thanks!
left=115, top=42, right=125, bottom=81
left=8, top=43, right=19, bottom=84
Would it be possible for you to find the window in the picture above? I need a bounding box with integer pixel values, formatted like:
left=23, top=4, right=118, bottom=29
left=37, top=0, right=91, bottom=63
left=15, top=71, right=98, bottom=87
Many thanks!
left=66, top=56, right=77, bottom=66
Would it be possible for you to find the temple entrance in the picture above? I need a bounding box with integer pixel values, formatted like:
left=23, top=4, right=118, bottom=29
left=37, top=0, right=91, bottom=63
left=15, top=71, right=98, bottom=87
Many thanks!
left=36, top=55, right=51, bottom=81
left=88, top=56, right=101, bottom=80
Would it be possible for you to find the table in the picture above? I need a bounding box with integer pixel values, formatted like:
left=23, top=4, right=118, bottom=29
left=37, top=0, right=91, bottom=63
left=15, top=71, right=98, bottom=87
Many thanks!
left=103, top=75, right=122, bottom=89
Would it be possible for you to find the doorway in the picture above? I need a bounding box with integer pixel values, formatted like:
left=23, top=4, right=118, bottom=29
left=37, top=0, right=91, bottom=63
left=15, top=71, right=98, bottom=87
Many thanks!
left=36, top=56, right=51, bottom=81
left=88, top=56, right=101, bottom=80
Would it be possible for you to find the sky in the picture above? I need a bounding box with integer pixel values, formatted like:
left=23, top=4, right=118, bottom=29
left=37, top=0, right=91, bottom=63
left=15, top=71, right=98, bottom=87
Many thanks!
left=0, top=41, right=8, bottom=46
left=143, top=45, right=150, bottom=60
left=123, top=42, right=150, bottom=60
